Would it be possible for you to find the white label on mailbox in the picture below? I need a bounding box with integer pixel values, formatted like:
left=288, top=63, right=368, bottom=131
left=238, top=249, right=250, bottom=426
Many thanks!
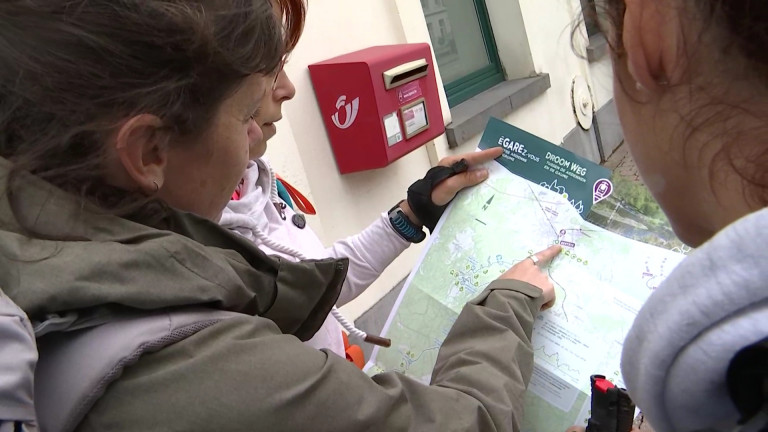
left=384, top=112, right=403, bottom=146
left=403, top=101, right=428, bottom=137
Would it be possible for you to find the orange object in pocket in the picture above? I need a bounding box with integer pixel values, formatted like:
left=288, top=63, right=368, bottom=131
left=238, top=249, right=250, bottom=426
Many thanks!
left=341, top=331, right=365, bottom=369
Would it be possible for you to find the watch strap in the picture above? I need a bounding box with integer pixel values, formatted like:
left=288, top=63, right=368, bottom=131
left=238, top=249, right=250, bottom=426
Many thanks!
left=388, top=201, right=426, bottom=243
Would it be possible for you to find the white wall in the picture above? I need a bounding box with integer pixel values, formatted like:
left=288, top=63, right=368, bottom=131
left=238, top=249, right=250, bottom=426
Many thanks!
left=266, top=0, right=613, bottom=320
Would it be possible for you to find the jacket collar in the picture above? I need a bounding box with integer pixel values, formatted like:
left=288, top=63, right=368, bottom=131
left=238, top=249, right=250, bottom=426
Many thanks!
left=0, top=157, right=346, bottom=341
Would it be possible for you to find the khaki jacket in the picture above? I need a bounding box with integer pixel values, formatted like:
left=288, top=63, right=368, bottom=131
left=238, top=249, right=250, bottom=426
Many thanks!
left=0, top=159, right=543, bottom=432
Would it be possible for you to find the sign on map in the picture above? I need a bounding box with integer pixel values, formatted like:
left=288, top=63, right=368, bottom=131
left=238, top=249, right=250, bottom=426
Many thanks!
left=479, top=117, right=613, bottom=215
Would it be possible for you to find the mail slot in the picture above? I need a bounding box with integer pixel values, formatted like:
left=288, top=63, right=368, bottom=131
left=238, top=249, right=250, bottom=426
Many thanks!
left=309, top=44, right=445, bottom=174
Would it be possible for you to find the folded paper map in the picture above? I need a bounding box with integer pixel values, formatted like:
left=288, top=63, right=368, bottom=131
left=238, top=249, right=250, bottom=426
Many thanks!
left=366, top=121, right=685, bottom=431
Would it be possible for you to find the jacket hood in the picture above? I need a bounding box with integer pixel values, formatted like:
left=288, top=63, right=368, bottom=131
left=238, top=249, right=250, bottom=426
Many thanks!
left=220, top=159, right=275, bottom=236
left=0, top=157, right=346, bottom=341
left=622, top=207, right=768, bottom=431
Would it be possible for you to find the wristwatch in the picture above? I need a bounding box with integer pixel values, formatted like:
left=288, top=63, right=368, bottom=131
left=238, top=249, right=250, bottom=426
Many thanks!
left=388, top=200, right=426, bottom=243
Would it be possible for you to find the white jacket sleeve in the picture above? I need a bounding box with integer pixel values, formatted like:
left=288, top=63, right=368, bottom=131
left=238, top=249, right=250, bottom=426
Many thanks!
left=325, top=213, right=410, bottom=306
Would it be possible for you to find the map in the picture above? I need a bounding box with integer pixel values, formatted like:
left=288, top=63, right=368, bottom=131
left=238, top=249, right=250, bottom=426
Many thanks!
left=365, top=161, right=686, bottom=431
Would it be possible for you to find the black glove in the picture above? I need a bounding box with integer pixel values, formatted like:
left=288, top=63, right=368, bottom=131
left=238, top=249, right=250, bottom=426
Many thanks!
left=406, top=159, right=469, bottom=232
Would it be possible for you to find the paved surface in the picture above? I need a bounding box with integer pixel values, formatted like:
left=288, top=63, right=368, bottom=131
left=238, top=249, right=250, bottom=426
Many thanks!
left=603, top=143, right=642, bottom=183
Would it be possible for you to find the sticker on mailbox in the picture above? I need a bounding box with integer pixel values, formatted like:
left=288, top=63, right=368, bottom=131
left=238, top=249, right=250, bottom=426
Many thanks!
left=383, top=112, right=403, bottom=146
left=402, top=100, right=428, bottom=139
left=398, top=81, right=423, bottom=104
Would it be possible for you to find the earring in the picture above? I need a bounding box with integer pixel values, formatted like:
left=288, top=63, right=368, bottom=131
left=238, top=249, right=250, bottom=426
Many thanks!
left=153, top=180, right=160, bottom=193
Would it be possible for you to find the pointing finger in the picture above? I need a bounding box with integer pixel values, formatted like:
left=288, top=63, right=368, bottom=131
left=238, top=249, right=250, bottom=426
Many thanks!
left=432, top=169, right=489, bottom=206
left=440, top=147, right=502, bottom=167
left=533, top=245, right=563, bottom=265
left=460, top=147, right=503, bottom=166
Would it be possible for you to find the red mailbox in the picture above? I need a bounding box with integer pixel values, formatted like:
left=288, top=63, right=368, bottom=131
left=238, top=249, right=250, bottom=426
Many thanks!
left=309, top=44, right=445, bottom=174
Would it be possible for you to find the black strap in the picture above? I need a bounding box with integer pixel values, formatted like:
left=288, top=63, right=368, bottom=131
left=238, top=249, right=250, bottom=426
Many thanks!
left=406, top=159, right=469, bottom=232
left=0, top=421, right=27, bottom=432
left=728, top=337, right=768, bottom=426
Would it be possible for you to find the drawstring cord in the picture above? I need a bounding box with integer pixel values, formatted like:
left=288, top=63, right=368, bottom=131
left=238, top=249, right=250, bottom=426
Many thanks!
left=256, top=165, right=390, bottom=348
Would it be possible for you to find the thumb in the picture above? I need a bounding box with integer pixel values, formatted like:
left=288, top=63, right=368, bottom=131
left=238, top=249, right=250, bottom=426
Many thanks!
left=431, top=169, right=489, bottom=206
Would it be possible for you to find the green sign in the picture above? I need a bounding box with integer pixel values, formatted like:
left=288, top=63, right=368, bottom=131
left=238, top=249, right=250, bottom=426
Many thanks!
left=479, top=117, right=613, bottom=215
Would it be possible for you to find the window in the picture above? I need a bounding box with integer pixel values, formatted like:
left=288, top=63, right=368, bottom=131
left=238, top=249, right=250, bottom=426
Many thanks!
left=421, top=0, right=504, bottom=107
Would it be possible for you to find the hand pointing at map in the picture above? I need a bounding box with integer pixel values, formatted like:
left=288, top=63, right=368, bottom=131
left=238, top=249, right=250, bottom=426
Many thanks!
left=499, top=244, right=562, bottom=310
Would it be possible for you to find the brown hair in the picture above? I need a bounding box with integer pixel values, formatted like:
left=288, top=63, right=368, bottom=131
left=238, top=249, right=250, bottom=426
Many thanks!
left=0, top=0, right=284, bottom=225
left=595, top=0, right=768, bottom=204
left=598, top=1, right=768, bottom=73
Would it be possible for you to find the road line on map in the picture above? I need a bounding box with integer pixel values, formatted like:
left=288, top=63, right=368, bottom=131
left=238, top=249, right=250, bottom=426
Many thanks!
left=484, top=183, right=562, bottom=205
left=548, top=268, right=569, bottom=322
left=528, top=184, right=560, bottom=238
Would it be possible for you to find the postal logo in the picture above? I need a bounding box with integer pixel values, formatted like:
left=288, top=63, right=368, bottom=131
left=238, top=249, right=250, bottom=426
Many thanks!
left=331, top=95, right=360, bottom=129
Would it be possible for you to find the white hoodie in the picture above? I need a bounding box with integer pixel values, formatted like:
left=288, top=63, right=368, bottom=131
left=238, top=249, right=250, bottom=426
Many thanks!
left=622, top=207, right=768, bottom=431
left=220, top=159, right=410, bottom=358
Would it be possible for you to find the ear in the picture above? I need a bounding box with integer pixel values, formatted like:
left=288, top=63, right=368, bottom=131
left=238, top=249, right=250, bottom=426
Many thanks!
left=623, top=0, right=686, bottom=91
left=114, top=114, right=168, bottom=195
